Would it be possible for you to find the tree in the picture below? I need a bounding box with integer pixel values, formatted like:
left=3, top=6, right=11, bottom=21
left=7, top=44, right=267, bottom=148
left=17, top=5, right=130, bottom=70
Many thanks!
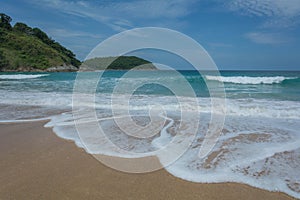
left=0, top=50, right=9, bottom=70
left=32, top=28, right=52, bottom=44
left=0, top=13, right=12, bottom=30
left=13, top=22, right=33, bottom=35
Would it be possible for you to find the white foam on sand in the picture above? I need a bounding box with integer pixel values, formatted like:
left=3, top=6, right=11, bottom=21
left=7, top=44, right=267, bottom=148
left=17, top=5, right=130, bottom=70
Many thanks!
left=1, top=93, right=300, bottom=198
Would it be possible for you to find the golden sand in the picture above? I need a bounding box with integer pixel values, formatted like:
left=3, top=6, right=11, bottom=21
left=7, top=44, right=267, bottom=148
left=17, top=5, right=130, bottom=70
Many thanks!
left=0, top=121, right=294, bottom=200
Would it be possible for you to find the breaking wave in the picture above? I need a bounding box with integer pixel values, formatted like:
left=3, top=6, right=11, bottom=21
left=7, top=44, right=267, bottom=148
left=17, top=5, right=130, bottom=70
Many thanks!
left=0, top=74, right=49, bottom=80
left=205, top=75, right=298, bottom=85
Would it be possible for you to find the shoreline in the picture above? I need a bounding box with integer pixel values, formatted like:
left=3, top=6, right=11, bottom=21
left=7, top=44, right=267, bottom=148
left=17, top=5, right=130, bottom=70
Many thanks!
left=0, top=121, right=295, bottom=200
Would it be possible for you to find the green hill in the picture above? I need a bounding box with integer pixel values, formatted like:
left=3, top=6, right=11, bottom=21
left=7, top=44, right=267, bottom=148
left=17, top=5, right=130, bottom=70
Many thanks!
left=81, top=56, right=157, bottom=71
left=0, top=13, right=156, bottom=72
left=0, top=13, right=81, bottom=71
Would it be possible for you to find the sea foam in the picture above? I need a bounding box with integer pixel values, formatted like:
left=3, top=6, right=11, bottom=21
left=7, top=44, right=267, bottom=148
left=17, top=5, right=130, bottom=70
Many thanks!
left=0, top=74, right=49, bottom=80
left=205, top=75, right=297, bottom=84
left=42, top=105, right=300, bottom=198
left=1, top=71, right=300, bottom=198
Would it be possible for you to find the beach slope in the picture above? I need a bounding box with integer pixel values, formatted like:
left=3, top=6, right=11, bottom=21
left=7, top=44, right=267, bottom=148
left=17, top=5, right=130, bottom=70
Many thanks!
left=0, top=121, right=294, bottom=200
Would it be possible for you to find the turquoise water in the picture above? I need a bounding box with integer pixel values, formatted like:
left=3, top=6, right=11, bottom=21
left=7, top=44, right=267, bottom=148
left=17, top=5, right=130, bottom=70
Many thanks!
left=1, top=70, right=299, bottom=100
left=0, top=70, right=300, bottom=198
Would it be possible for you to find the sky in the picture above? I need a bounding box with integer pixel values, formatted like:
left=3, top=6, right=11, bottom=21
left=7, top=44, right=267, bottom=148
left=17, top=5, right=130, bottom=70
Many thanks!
left=1, top=0, right=300, bottom=70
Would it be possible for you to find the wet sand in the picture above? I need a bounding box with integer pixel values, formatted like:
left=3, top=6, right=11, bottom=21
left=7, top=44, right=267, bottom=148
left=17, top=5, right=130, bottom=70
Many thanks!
left=0, top=121, right=295, bottom=200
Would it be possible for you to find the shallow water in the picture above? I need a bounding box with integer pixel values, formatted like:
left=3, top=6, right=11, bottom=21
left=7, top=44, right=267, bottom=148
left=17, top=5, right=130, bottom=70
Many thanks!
left=0, top=70, right=299, bottom=198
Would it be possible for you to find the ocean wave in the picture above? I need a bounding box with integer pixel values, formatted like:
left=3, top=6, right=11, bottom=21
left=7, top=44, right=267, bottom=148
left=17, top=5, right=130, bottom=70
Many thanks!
left=44, top=107, right=300, bottom=199
left=0, top=74, right=49, bottom=80
left=1, top=93, right=300, bottom=198
left=205, top=75, right=297, bottom=84
left=1, top=71, right=299, bottom=198
left=1, top=91, right=300, bottom=119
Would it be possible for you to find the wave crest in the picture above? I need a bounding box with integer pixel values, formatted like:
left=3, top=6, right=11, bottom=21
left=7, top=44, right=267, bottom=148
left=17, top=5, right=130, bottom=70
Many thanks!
left=0, top=74, right=49, bottom=80
left=205, top=75, right=297, bottom=84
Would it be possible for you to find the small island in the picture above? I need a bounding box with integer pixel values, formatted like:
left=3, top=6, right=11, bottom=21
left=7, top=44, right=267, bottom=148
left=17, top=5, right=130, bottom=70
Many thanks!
left=81, top=56, right=157, bottom=71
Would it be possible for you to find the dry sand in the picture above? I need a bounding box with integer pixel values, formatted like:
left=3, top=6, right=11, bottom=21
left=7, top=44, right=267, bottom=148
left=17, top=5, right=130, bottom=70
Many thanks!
left=0, top=121, right=295, bottom=200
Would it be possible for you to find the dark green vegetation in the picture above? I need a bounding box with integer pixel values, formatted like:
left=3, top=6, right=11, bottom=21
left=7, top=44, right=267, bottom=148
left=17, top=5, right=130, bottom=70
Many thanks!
left=0, top=13, right=80, bottom=71
left=81, top=56, right=157, bottom=71
left=0, top=13, right=156, bottom=71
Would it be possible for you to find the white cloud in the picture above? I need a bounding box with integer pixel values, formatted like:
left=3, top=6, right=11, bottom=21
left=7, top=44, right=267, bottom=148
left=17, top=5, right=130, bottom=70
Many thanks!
left=245, top=32, right=290, bottom=44
left=110, top=0, right=197, bottom=19
left=47, top=28, right=103, bottom=39
left=30, top=0, right=198, bottom=31
left=227, top=0, right=300, bottom=28
left=225, top=0, right=299, bottom=44
left=228, top=0, right=300, bottom=17
left=28, top=0, right=198, bottom=59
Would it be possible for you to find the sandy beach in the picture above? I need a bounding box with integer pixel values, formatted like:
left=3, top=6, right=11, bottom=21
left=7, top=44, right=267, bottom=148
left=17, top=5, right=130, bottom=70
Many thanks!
left=0, top=121, right=295, bottom=200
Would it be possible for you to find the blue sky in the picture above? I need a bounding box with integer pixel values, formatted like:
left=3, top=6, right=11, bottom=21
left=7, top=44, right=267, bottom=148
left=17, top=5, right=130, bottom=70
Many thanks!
left=1, top=0, right=300, bottom=70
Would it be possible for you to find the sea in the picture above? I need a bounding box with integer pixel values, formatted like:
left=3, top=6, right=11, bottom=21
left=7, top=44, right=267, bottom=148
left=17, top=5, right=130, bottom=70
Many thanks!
left=0, top=70, right=300, bottom=198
